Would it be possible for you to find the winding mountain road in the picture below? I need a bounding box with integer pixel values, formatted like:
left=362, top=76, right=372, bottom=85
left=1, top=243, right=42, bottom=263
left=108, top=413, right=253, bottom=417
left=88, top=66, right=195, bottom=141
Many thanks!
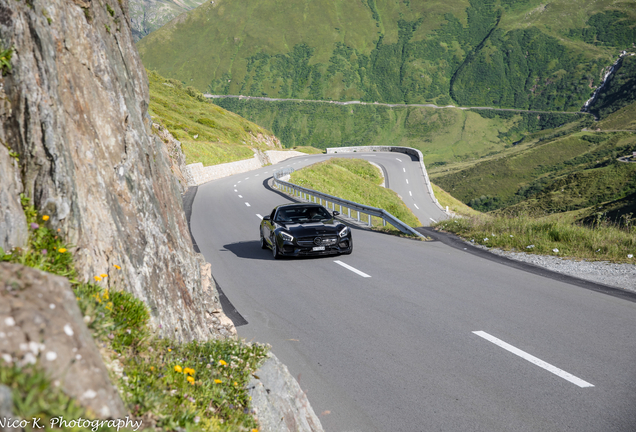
left=191, top=152, right=636, bottom=432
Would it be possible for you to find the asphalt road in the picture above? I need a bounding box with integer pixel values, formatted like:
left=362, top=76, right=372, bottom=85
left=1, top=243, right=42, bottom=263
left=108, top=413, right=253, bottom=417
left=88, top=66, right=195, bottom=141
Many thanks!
left=191, top=152, right=636, bottom=432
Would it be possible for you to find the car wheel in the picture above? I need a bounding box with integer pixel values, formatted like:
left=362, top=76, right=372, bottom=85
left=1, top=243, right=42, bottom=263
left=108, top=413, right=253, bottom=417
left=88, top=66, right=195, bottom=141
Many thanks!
left=272, top=240, right=280, bottom=259
left=260, top=231, right=268, bottom=249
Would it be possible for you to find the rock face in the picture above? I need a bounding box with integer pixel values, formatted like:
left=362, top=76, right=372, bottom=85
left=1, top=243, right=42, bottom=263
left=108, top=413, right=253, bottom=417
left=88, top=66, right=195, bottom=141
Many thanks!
left=0, top=0, right=232, bottom=342
left=0, top=263, right=126, bottom=418
left=249, top=353, right=324, bottom=432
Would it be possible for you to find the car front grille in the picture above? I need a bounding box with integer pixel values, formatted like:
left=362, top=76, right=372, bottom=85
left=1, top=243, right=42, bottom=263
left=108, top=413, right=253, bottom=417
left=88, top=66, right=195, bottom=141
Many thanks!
left=297, top=236, right=338, bottom=247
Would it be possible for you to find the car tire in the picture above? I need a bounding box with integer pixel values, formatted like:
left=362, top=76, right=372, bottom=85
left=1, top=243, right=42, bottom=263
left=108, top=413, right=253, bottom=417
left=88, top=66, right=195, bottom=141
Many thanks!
left=260, top=231, right=268, bottom=249
left=272, top=240, right=280, bottom=259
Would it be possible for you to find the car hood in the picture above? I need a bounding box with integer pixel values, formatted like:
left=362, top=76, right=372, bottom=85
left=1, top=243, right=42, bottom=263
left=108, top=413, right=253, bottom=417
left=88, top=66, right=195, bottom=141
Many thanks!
left=280, top=220, right=341, bottom=236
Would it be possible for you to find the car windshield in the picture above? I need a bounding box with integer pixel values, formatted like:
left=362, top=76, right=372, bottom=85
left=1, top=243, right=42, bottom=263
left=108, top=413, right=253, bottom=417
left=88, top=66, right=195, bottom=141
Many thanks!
left=276, top=206, right=332, bottom=223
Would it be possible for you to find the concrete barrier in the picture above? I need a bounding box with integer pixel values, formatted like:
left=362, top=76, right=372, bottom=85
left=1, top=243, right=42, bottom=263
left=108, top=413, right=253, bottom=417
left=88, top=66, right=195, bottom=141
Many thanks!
left=185, top=150, right=306, bottom=186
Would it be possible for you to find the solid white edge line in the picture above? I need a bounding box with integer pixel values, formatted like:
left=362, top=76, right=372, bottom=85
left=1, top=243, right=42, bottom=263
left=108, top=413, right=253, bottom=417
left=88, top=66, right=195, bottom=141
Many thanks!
left=430, top=218, right=436, bottom=223
left=256, top=214, right=263, bottom=220
left=334, top=260, right=371, bottom=278
left=396, top=158, right=402, bottom=162
left=245, top=203, right=251, bottom=207
left=472, top=331, right=594, bottom=388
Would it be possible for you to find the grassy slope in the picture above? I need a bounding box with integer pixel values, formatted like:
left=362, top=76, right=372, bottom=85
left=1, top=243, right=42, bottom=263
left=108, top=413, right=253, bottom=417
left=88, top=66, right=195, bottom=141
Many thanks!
left=138, top=0, right=634, bottom=109
left=212, top=97, right=587, bottom=165
left=289, top=158, right=421, bottom=228
left=148, top=70, right=280, bottom=166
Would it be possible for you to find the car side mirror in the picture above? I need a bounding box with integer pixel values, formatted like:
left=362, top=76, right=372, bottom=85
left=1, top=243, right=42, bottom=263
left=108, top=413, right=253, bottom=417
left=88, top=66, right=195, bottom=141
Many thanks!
left=333, top=211, right=340, bottom=216
left=263, top=215, right=270, bottom=221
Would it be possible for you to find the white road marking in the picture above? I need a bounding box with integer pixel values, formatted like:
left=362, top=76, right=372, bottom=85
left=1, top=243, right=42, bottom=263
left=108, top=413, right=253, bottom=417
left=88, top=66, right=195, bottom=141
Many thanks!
left=238, top=195, right=243, bottom=198
left=472, top=331, right=594, bottom=388
left=430, top=218, right=436, bottom=223
left=414, top=204, right=419, bottom=209
left=396, top=158, right=402, bottom=162
left=255, top=174, right=260, bottom=177
left=334, top=260, right=371, bottom=278
left=406, top=179, right=409, bottom=184
left=409, top=191, right=412, bottom=196
left=403, top=168, right=406, bottom=172
left=256, top=214, right=263, bottom=220
left=238, top=181, right=241, bottom=184
left=233, top=184, right=236, bottom=187
left=264, top=171, right=268, bottom=173
left=245, top=177, right=250, bottom=180
left=245, top=202, right=251, bottom=207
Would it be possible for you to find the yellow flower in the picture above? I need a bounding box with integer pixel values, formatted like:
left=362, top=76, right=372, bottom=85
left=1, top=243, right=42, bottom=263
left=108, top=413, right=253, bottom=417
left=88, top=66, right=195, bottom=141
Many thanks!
left=114, top=264, right=121, bottom=270
left=184, top=367, right=195, bottom=376
left=174, top=365, right=182, bottom=373
left=100, top=273, right=108, bottom=278
left=42, top=215, right=49, bottom=221
left=233, top=381, right=238, bottom=386
left=168, top=348, right=172, bottom=352
left=150, top=366, right=155, bottom=371
left=219, top=360, right=227, bottom=366
left=94, top=276, right=102, bottom=282
left=103, top=289, right=109, bottom=300
left=214, top=379, right=222, bottom=384
left=187, top=376, right=195, bottom=384
left=252, top=429, right=259, bottom=432
left=58, top=248, right=67, bottom=253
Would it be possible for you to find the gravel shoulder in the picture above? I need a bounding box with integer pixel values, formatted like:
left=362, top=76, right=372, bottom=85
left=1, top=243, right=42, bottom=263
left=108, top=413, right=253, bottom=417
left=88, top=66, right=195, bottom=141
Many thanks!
left=473, top=245, right=636, bottom=293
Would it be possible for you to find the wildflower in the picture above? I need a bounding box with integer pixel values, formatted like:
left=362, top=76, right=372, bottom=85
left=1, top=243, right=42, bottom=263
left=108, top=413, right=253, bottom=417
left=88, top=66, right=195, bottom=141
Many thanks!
left=193, top=416, right=200, bottom=424
left=174, top=365, right=182, bottom=373
left=252, top=429, right=259, bottom=432
left=58, top=248, right=67, bottom=253
left=510, top=235, right=513, bottom=237
left=219, top=360, right=227, bottom=366
left=41, top=249, right=47, bottom=255
left=94, top=276, right=102, bottom=282
left=552, top=248, right=559, bottom=253
left=30, top=223, right=39, bottom=229
left=150, top=366, right=155, bottom=371
left=629, top=254, right=634, bottom=259
left=114, top=264, right=121, bottom=270
left=187, top=376, right=195, bottom=384
left=101, top=273, right=108, bottom=278
left=168, top=348, right=171, bottom=352
left=42, top=215, right=49, bottom=221
left=233, top=381, right=238, bottom=386
left=526, top=245, right=535, bottom=249
left=184, top=367, right=195, bottom=376
left=483, top=238, right=489, bottom=242
left=57, top=228, right=61, bottom=232
left=214, top=379, right=222, bottom=384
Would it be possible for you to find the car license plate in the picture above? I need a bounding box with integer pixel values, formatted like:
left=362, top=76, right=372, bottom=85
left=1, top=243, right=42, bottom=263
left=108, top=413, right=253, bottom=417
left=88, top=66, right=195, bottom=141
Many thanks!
left=312, top=246, right=325, bottom=251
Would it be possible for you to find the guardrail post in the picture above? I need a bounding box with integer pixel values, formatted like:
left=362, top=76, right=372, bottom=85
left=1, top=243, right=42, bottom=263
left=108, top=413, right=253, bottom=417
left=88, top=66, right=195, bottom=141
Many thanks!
left=348, top=208, right=351, bottom=218
left=383, top=219, right=386, bottom=227
left=368, top=214, right=371, bottom=226
left=357, top=211, right=360, bottom=222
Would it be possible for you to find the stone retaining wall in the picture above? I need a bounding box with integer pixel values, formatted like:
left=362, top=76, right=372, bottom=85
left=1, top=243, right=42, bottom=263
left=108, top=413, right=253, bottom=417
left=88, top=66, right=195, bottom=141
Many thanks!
left=186, top=150, right=306, bottom=186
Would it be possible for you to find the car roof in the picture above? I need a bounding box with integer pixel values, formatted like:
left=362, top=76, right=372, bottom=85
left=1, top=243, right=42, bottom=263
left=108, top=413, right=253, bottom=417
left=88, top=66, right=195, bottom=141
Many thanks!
left=274, top=203, right=324, bottom=210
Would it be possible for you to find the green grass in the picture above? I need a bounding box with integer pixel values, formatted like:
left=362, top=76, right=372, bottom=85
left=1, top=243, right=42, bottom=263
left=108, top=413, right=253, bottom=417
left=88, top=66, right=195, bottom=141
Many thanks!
left=435, top=212, right=636, bottom=264
left=290, top=146, right=325, bottom=154
left=1, top=193, right=269, bottom=431
left=137, top=0, right=631, bottom=111
left=148, top=69, right=279, bottom=166
left=288, top=158, right=421, bottom=228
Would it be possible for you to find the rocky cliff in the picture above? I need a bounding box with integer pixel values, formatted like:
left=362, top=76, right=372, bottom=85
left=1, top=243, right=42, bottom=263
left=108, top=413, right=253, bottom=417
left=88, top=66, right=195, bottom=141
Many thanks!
left=128, top=0, right=207, bottom=42
left=0, top=0, right=231, bottom=342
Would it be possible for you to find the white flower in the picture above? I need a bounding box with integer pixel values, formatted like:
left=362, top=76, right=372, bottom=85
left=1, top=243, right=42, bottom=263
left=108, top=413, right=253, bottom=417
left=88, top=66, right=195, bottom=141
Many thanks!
left=46, top=351, right=57, bottom=361
left=64, top=324, right=74, bottom=336
left=526, top=245, right=535, bottom=249
left=483, top=238, right=489, bottom=241
left=629, top=254, right=634, bottom=259
left=510, top=235, right=513, bottom=237
left=553, top=248, right=559, bottom=253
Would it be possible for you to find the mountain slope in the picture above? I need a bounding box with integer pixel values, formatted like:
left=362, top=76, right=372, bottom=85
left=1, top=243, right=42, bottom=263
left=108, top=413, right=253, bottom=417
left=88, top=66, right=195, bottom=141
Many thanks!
left=129, top=0, right=207, bottom=41
left=138, top=0, right=636, bottom=110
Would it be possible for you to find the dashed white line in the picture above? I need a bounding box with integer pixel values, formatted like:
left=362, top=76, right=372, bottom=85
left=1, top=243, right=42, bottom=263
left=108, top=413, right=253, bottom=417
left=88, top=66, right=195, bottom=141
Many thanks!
left=245, top=177, right=250, bottom=180
left=406, top=179, right=409, bottom=184
left=409, top=191, right=412, bottom=196
left=430, top=218, right=436, bottom=223
left=238, top=195, right=243, bottom=198
left=245, top=202, right=251, bottom=207
left=256, top=214, right=263, bottom=220
left=396, top=158, right=402, bottom=162
left=255, top=174, right=260, bottom=177
left=238, top=181, right=241, bottom=184
left=233, top=184, right=237, bottom=187
left=234, top=189, right=238, bottom=192
left=472, top=331, right=594, bottom=388
left=414, top=204, right=420, bottom=209
left=403, top=168, right=406, bottom=172
left=334, top=260, right=371, bottom=278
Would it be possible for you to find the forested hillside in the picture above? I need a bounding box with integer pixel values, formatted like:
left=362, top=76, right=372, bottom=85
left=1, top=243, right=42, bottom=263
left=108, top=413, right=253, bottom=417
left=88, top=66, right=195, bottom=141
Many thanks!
left=138, top=0, right=635, bottom=110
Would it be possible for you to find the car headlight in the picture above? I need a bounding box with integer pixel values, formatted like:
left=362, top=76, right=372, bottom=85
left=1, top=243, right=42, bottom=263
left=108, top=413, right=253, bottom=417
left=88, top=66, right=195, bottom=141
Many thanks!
left=280, top=231, right=294, bottom=242
left=338, top=226, right=350, bottom=238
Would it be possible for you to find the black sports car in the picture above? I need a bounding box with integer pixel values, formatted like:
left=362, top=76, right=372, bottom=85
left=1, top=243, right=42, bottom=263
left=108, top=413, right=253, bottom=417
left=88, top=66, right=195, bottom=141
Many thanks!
left=260, top=203, right=353, bottom=259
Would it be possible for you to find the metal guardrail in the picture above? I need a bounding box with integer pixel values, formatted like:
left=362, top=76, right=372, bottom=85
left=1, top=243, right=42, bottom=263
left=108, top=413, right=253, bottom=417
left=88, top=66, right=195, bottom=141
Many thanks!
left=272, top=168, right=425, bottom=238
